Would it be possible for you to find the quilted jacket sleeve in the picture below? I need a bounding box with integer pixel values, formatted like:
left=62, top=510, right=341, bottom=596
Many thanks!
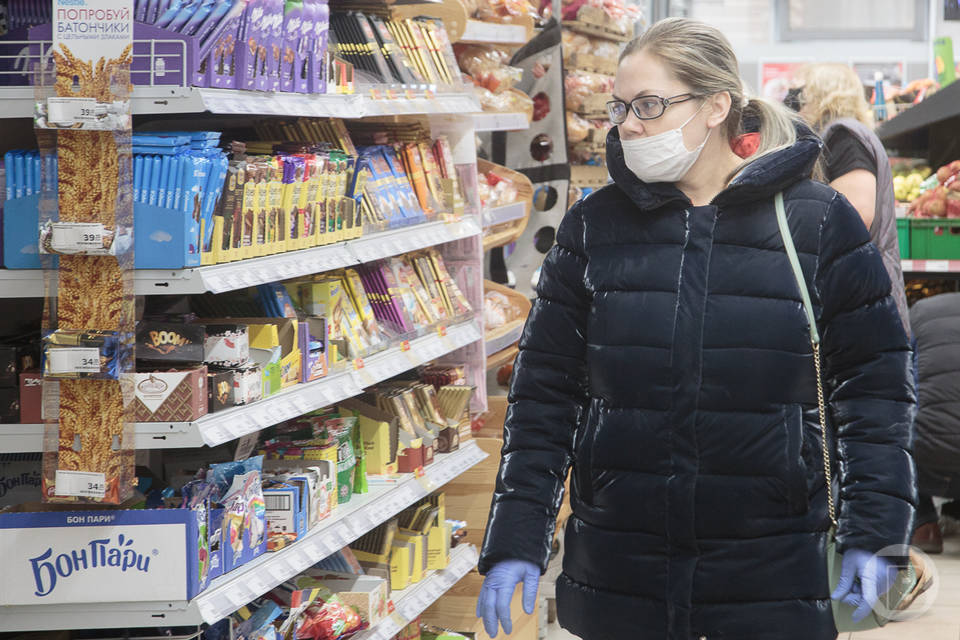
left=815, top=193, right=917, bottom=554
left=478, top=201, right=591, bottom=574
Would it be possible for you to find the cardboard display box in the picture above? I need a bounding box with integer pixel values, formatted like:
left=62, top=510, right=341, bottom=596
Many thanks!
left=131, top=366, right=208, bottom=422
left=0, top=507, right=209, bottom=605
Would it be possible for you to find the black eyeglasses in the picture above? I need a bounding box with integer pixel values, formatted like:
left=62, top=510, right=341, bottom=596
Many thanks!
left=606, top=93, right=701, bottom=124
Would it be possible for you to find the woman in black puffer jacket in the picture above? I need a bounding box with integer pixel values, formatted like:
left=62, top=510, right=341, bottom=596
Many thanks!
left=475, top=18, right=916, bottom=640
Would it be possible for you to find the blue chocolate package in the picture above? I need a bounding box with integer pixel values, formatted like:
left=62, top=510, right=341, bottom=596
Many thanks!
left=148, top=156, right=162, bottom=206
left=133, top=156, right=144, bottom=204
left=181, top=0, right=215, bottom=34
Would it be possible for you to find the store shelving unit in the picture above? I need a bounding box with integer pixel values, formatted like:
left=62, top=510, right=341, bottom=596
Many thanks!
left=0, top=218, right=481, bottom=298
left=351, top=544, right=480, bottom=640
left=0, top=3, right=501, bottom=635
left=0, top=443, right=488, bottom=631
left=902, top=259, right=960, bottom=276
left=0, top=85, right=482, bottom=120
left=0, top=320, right=482, bottom=452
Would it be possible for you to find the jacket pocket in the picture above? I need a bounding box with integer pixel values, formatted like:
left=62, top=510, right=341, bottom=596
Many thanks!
left=781, top=404, right=810, bottom=515
left=572, top=408, right=598, bottom=505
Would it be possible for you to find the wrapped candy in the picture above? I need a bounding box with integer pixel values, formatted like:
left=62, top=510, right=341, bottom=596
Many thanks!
left=295, top=596, right=364, bottom=640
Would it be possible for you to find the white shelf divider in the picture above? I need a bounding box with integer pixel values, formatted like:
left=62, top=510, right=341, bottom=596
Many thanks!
left=460, top=19, right=528, bottom=44
left=0, top=86, right=481, bottom=120
left=482, top=202, right=527, bottom=228
left=472, top=112, right=531, bottom=132
left=0, top=320, right=483, bottom=453
left=352, top=544, right=480, bottom=640
left=0, top=218, right=482, bottom=298
left=0, top=442, right=488, bottom=631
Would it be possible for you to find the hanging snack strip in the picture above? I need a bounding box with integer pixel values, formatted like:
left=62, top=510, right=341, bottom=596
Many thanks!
left=35, top=7, right=136, bottom=504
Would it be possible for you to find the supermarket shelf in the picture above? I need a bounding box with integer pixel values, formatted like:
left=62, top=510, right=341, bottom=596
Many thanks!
left=0, top=442, right=488, bottom=631
left=459, top=19, right=530, bottom=45
left=473, top=112, right=531, bottom=132
left=484, top=322, right=523, bottom=357
left=876, top=81, right=960, bottom=143
left=0, top=218, right=482, bottom=298
left=482, top=201, right=528, bottom=228
left=902, top=259, right=960, bottom=274
left=561, top=19, right=632, bottom=43
left=352, top=544, right=480, bottom=640
left=0, top=86, right=482, bottom=119
left=0, top=320, right=483, bottom=453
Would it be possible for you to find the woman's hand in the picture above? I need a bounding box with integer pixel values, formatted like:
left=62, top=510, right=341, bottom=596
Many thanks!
left=476, top=559, right=540, bottom=637
left=831, top=549, right=897, bottom=622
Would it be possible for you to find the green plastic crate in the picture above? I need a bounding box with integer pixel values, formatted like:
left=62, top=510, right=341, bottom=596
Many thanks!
left=910, top=218, right=960, bottom=259
left=898, top=218, right=910, bottom=259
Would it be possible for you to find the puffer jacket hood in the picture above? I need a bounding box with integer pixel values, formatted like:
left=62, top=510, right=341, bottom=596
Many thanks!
left=605, top=122, right=823, bottom=211
left=480, top=125, right=916, bottom=640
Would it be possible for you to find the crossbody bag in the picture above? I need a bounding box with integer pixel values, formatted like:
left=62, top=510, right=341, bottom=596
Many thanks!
left=773, top=191, right=916, bottom=631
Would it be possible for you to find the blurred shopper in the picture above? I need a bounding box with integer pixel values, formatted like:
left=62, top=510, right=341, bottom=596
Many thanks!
left=910, top=292, right=960, bottom=554
left=793, top=63, right=911, bottom=335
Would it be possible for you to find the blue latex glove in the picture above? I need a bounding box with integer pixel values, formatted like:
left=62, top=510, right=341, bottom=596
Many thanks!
left=831, top=549, right=897, bottom=622
left=476, top=560, right=540, bottom=637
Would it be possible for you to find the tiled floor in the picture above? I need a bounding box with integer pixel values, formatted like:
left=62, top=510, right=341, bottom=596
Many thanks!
left=545, top=536, right=960, bottom=640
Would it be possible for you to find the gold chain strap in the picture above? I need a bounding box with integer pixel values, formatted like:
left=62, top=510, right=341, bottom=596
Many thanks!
left=813, top=342, right=837, bottom=527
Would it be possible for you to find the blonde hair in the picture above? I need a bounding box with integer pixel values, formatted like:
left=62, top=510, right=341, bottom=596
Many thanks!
left=619, top=18, right=808, bottom=181
left=794, top=63, right=874, bottom=129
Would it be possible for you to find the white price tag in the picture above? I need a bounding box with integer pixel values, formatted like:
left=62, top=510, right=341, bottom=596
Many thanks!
left=226, top=587, right=251, bottom=607
left=224, top=273, right=243, bottom=291
left=205, top=425, right=230, bottom=446
left=927, top=260, right=950, bottom=272
left=49, top=222, right=106, bottom=253
left=198, top=601, right=221, bottom=624
left=47, top=348, right=101, bottom=374
left=55, top=470, right=107, bottom=499
left=305, top=542, right=325, bottom=561
left=47, top=97, right=98, bottom=124
left=292, top=395, right=313, bottom=414
left=206, top=275, right=227, bottom=293
left=247, top=573, right=269, bottom=593
left=269, top=564, right=291, bottom=583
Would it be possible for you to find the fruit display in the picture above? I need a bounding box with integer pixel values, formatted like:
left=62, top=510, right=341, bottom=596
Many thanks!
left=892, top=163, right=931, bottom=202
left=908, top=160, right=960, bottom=218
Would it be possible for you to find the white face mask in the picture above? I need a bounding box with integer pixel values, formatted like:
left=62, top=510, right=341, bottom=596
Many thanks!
left=620, top=102, right=711, bottom=183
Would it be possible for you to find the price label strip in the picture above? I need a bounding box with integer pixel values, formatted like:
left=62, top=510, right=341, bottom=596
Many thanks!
left=47, top=347, right=102, bottom=375
left=54, top=470, right=107, bottom=499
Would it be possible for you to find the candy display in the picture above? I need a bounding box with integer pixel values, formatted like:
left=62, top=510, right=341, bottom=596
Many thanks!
left=329, top=13, right=460, bottom=87
left=3, top=122, right=468, bottom=271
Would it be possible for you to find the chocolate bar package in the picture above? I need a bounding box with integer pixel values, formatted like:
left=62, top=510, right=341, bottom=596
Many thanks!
left=132, top=366, right=209, bottom=422
left=18, top=372, right=43, bottom=423
left=136, top=323, right=206, bottom=364
left=204, top=324, right=250, bottom=368
left=208, top=369, right=238, bottom=414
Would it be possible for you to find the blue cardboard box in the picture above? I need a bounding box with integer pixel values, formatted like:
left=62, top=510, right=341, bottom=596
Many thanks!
left=0, top=507, right=211, bottom=605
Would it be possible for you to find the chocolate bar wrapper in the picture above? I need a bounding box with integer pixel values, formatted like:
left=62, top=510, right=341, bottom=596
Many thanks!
left=136, top=322, right=205, bottom=364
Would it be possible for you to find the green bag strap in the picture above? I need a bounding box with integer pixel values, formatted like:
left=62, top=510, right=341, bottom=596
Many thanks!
left=774, top=191, right=820, bottom=345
